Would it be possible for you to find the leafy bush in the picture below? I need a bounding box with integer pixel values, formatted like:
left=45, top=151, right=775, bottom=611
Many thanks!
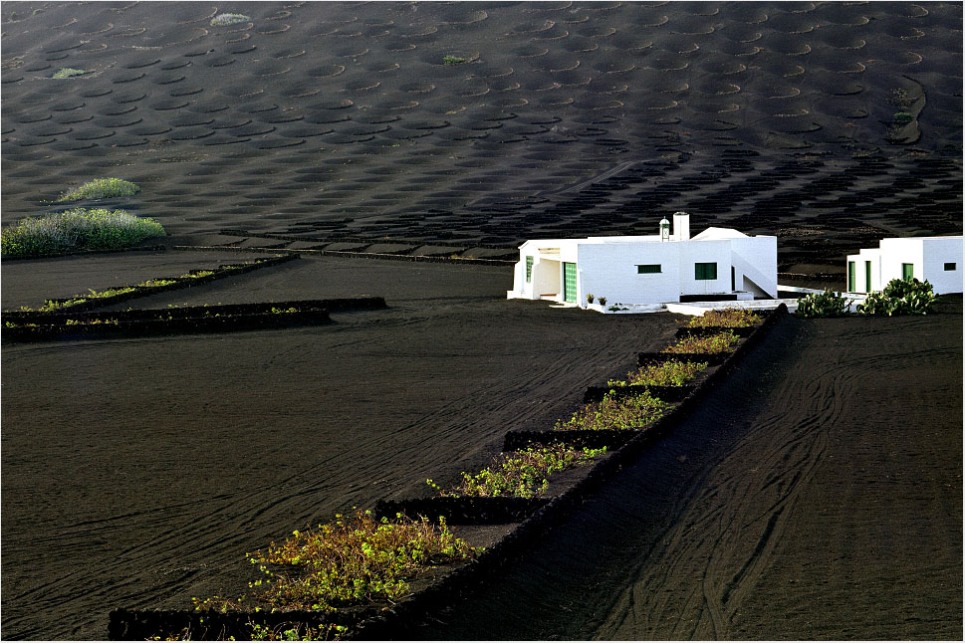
left=211, top=13, right=251, bottom=26
left=52, top=67, right=86, bottom=79
left=892, top=111, right=914, bottom=125
left=58, top=177, right=140, bottom=202
left=442, top=55, right=466, bottom=65
left=610, top=359, right=709, bottom=387
left=856, top=278, right=936, bottom=316
left=1, top=208, right=164, bottom=258
left=428, top=445, right=607, bottom=499
left=555, top=390, right=670, bottom=431
left=687, top=308, right=762, bottom=328
left=796, top=289, right=851, bottom=318
left=662, top=330, right=740, bottom=354
left=194, top=510, right=476, bottom=614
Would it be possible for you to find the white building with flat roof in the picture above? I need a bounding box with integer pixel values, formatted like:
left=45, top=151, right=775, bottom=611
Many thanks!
left=507, top=213, right=778, bottom=310
left=846, top=235, right=964, bottom=294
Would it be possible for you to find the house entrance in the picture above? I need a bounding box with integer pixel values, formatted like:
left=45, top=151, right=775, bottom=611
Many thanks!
left=563, top=262, right=577, bottom=303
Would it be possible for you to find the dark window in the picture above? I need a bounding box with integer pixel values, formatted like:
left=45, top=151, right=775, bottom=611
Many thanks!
left=637, top=264, right=661, bottom=274
left=695, top=262, right=718, bottom=281
left=944, top=262, right=956, bottom=271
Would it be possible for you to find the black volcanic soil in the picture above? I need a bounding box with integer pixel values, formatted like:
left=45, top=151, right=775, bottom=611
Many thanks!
left=1, top=2, right=962, bottom=641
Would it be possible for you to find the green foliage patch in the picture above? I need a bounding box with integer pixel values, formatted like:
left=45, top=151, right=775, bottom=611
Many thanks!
left=1, top=208, right=164, bottom=258
left=796, top=289, right=851, bottom=318
left=555, top=389, right=671, bottom=431
left=687, top=308, right=762, bottom=328
left=58, top=177, right=140, bottom=202
left=857, top=278, right=936, bottom=316
left=52, top=67, right=86, bottom=79
left=609, top=359, right=709, bottom=388
left=211, top=12, right=251, bottom=26
left=194, top=510, right=476, bottom=615
left=662, top=330, right=740, bottom=354
left=428, top=444, right=607, bottom=499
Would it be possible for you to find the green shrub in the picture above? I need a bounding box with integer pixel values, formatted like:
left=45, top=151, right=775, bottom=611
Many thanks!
left=52, top=67, right=86, bottom=79
left=662, top=330, right=740, bottom=354
left=610, top=359, right=709, bottom=387
left=687, top=308, right=762, bottom=328
left=443, top=55, right=467, bottom=65
left=210, top=13, right=251, bottom=26
left=58, top=177, right=140, bottom=202
left=796, top=289, right=851, bottom=318
left=428, top=445, right=607, bottom=499
left=555, top=390, right=670, bottom=431
left=892, top=111, right=914, bottom=125
left=856, top=278, right=936, bottom=316
left=1, top=208, right=165, bottom=258
left=194, top=510, right=476, bottom=614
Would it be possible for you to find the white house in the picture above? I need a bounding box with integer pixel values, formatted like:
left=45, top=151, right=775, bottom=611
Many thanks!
left=846, top=235, right=964, bottom=295
left=506, top=212, right=778, bottom=309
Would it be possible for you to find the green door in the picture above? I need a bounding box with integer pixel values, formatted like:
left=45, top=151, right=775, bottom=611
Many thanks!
left=848, top=261, right=856, bottom=292
left=902, top=263, right=914, bottom=280
left=563, top=262, right=577, bottom=303
left=865, top=261, right=872, bottom=292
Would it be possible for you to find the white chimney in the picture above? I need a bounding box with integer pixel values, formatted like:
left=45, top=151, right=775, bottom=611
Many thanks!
left=673, top=211, right=690, bottom=241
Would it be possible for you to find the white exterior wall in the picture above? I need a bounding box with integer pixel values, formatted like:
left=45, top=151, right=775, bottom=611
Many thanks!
left=880, top=238, right=924, bottom=285
left=508, top=227, right=781, bottom=307
left=921, top=237, right=964, bottom=294
left=508, top=241, right=567, bottom=300
left=846, top=248, right=882, bottom=293
left=679, top=240, right=732, bottom=297
left=576, top=242, right=681, bottom=306
left=846, top=236, right=963, bottom=295
left=730, top=235, right=778, bottom=297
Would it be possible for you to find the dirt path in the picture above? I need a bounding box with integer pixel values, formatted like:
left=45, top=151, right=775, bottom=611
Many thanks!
left=406, top=300, right=962, bottom=640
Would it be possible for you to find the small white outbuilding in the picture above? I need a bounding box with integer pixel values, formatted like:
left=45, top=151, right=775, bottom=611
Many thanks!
left=506, top=212, right=778, bottom=309
left=846, top=236, right=964, bottom=295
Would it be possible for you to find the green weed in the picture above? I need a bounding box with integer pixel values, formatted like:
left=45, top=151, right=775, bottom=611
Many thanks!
left=687, top=308, right=761, bottom=328
left=57, top=178, right=140, bottom=202
left=1, top=208, right=164, bottom=258
left=193, top=510, right=477, bottom=614
left=609, top=359, right=708, bottom=387
left=428, top=444, right=607, bottom=499
left=555, top=390, right=670, bottom=431
left=662, top=331, right=740, bottom=354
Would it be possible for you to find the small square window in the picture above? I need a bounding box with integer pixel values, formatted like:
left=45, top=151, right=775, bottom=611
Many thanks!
left=944, top=262, right=956, bottom=271
left=695, top=262, right=718, bottom=280
left=637, top=264, right=661, bottom=274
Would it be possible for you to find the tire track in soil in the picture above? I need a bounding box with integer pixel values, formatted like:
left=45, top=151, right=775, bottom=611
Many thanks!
left=1, top=292, right=682, bottom=640
left=599, top=319, right=857, bottom=639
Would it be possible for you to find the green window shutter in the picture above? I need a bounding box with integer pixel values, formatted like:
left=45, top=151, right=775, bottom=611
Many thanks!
left=865, top=261, right=872, bottom=292
left=637, top=264, right=661, bottom=274
left=848, top=261, right=856, bottom=292
left=563, top=262, right=577, bottom=303
left=902, top=263, right=914, bottom=280
left=525, top=256, right=533, bottom=283
left=695, top=262, right=717, bottom=280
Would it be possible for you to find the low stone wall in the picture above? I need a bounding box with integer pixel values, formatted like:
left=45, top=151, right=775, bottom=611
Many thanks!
left=3, top=298, right=386, bottom=343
